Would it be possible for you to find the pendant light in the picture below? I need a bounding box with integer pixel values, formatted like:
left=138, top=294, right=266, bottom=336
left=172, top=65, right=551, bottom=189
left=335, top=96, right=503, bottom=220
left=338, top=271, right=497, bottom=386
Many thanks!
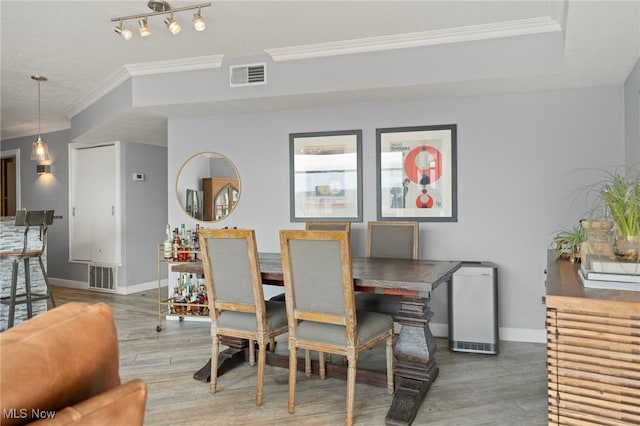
left=31, top=75, right=50, bottom=162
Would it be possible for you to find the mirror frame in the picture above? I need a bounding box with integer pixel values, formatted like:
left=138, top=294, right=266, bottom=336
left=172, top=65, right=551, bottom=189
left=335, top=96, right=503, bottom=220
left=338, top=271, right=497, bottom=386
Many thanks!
left=175, top=151, right=241, bottom=222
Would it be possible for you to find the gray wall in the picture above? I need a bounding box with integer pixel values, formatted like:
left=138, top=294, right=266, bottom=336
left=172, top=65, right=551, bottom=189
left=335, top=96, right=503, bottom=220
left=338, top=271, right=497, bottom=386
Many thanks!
left=121, top=142, right=168, bottom=286
left=1, top=132, right=167, bottom=290
left=625, top=58, right=640, bottom=169
left=167, top=85, right=624, bottom=341
left=0, top=129, right=78, bottom=281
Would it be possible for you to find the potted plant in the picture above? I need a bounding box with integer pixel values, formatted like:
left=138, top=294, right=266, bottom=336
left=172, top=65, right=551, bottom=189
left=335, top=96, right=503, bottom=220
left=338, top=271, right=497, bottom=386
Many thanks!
left=578, top=168, right=640, bottom=261
left=553, top=224, right=587, bottom=262
left=603, top=172, right=640, bottom=260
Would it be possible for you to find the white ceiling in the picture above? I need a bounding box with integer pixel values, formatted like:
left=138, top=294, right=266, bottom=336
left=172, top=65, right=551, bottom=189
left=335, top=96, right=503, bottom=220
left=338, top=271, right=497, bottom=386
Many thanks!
left=1, top=1, right=639, bottom=145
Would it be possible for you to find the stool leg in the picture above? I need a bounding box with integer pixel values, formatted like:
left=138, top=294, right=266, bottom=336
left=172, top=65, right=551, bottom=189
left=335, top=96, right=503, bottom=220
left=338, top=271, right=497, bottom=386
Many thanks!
left=38, top=255, right=55, bottom=307
left=8, top=260, right=19, bottom=329
left=23, top=258, right=33, bottom=319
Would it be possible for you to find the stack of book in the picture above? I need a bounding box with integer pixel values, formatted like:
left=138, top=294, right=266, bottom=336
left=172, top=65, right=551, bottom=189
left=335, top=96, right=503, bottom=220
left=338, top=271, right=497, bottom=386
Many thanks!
left=579, top=254, right=640, bottom=291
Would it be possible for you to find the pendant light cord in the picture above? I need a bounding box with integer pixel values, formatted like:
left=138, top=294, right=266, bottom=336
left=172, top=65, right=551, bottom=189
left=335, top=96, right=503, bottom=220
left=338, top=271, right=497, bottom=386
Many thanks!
left=31, top=75, right=47, bottom=140
left=37, top=78, right=41, bottom=138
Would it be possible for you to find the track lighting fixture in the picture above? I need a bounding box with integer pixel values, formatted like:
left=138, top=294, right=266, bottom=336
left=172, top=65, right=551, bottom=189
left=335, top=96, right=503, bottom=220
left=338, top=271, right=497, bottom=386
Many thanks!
left=111, top=1, right=210, bottom=40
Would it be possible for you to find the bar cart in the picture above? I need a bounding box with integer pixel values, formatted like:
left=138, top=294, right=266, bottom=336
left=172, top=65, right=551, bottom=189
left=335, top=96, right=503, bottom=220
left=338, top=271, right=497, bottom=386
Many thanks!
left=156, top=245, right=207, bottom=332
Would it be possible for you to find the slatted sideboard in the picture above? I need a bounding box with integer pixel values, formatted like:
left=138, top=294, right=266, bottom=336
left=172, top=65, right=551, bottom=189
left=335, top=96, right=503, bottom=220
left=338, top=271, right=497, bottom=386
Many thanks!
left=545, top=251, right=640, bottom=425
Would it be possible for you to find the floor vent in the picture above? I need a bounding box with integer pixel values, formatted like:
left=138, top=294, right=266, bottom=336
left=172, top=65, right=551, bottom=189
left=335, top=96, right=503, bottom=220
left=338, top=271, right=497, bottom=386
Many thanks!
left=449, top=340, right=497, bottom=355
left=229, top=63, right=266, bottom=87
left=88, top=264, right=117, bottom=292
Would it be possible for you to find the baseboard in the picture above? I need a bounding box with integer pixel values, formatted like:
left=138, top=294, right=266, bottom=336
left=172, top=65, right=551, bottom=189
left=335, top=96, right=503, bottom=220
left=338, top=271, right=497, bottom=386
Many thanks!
left=498, top=327, right=546, bottom=343
left=114, top=280, right=162, bottom=295
left=48, top=278, right=88, bottom=290
left=429, top=322, right=545, bottom=344
left=49, top=278, right=168, bottom=295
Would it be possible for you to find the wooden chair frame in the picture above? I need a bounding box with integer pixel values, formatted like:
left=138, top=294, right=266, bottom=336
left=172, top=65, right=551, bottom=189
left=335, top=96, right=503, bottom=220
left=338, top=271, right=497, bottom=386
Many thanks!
left=279, top=230, right=393, bottom=426
left=199, top=228, right=288, bottom=406
left=366, top=221, right=419, bottom=259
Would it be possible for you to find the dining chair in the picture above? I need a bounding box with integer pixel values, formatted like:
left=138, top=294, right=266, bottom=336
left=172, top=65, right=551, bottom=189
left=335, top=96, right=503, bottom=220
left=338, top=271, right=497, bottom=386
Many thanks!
left=357, top=221, right=419, bottom=318
left=279, top=229, right=394, bottom=426
left=198, top=228, right=288, bottom=406
left=367, top=221, right=419, bottom=259
left=304, top=221, right=351, bottom=369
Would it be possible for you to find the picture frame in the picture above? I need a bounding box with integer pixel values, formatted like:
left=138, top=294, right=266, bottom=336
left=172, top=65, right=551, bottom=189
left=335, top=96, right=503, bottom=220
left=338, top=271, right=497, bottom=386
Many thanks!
left=289, top=130, right=363, bottom=222
left=376, top=124, right=457, bottom=222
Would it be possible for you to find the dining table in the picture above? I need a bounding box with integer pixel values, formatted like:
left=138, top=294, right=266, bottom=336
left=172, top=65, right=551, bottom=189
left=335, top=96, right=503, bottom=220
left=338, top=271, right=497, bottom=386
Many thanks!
left=177, top=253, right=461, bottom=426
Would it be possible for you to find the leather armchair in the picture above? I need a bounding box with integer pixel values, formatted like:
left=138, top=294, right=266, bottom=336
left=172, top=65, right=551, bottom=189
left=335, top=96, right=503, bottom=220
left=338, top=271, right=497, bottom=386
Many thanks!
left=0, top=302, right=147, bottom=425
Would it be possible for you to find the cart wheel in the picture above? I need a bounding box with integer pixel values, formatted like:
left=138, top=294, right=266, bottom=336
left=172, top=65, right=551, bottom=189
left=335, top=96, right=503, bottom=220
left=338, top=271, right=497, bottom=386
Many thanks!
left=156, top=325, right=162, bottom=332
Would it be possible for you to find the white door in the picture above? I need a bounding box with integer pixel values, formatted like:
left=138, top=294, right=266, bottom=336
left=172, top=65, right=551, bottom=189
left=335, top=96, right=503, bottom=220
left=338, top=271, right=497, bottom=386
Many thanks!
left=69, top=144, right=120, bottom=264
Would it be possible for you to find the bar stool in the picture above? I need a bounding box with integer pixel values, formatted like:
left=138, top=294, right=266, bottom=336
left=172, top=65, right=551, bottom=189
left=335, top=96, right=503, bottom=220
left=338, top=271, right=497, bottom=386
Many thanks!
left=0, top=210, right=56, bottom=328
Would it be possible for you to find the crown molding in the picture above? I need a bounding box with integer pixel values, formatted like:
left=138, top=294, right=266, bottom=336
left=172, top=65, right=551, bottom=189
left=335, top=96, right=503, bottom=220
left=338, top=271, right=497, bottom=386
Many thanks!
left=66, top=54, right=224, bottom=119
left=266, top=17, right=562, bottom=62
left=124, top=54, right=224, bottom=76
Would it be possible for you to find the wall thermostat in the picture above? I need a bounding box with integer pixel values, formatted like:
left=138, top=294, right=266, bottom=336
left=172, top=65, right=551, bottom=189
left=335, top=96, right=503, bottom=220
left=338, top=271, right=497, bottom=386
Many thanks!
left=133, top=172, right=145, bottom=181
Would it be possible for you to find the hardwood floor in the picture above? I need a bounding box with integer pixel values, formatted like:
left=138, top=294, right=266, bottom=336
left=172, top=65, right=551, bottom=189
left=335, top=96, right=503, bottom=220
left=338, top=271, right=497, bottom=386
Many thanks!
left=50, top=286, right=547, bottom=425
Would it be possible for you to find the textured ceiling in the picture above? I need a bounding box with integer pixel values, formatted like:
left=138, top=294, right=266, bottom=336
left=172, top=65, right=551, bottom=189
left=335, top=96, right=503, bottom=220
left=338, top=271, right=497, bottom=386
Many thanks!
left=1, top=1, right=639, bottom=145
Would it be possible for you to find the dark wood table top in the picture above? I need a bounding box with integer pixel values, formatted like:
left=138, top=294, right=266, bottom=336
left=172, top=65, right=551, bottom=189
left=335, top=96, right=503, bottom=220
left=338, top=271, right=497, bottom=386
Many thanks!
left=173, top=253, right=461, bottom=298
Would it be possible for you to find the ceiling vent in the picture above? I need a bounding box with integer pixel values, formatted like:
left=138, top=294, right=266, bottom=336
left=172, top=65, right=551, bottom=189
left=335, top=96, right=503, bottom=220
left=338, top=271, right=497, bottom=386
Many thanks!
left=229, top=63, right=266, bottom=87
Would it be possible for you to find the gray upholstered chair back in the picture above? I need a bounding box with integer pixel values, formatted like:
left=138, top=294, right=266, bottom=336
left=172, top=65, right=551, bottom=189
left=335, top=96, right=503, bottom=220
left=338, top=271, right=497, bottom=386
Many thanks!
left=288, top=239, right=346, bottom=317
left=305, top=222, right=351, bottom=232
left=367, top=221, right=418, bottom=259
left=205, top=235, right=257, bottom=305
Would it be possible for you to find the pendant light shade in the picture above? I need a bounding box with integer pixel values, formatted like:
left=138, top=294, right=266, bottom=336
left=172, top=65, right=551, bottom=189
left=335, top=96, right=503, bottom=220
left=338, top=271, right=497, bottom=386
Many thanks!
left=32, top=137, right=50, bottom=162
left=30, top=76, right=51, bottom=162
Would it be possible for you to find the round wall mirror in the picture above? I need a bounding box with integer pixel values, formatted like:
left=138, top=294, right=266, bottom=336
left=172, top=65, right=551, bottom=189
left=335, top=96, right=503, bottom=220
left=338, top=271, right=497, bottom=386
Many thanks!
left=176, top=152, right=241, bottom=222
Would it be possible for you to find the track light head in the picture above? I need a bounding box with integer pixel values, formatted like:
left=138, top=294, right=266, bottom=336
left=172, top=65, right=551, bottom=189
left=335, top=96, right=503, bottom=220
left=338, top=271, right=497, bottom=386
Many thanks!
left=115, top=22, right=133, bottom=40
left=192, top=11, right=205, bottom=31
left=138, top=18, right=152, bottom=37
left=164, top=15, right=181, bottom=35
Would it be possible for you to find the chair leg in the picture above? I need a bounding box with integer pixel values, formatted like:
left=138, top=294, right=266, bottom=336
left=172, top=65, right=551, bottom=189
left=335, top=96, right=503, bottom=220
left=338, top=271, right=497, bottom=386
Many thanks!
left=345, top=355, right=357, bottom=426
left=269, top=337, right=276, bottom=352
left=386, top=334, right=394, bottom=394
left=256, top=342, right=266, bottom=406
left=23, top=259, right=33, bottom=319
left=249, top=339, right=255, bottom=366
left=210, top=333, right=220, bottom=393
left=318, top=351, right=326, bottom=379
left=304, top=349, right=311, bottom=377
left=288, top=343, right=297, bottom=414
left=38, top=255, right=55, bottom=307
left=8, top=260, right=19, bottom=329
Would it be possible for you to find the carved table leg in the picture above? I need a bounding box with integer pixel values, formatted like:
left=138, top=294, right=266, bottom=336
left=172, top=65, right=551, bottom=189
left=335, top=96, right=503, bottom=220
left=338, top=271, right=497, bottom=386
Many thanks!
left=193, top=336, right=248, bottom=382
left=385, top=296, right=438, bottom=426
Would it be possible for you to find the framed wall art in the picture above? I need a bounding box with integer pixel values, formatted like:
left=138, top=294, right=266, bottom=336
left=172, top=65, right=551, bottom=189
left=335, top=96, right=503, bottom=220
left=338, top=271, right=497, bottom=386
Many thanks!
left=376, top=124, right=457, bottom=222
left=289, top=130, right=362, bottom=222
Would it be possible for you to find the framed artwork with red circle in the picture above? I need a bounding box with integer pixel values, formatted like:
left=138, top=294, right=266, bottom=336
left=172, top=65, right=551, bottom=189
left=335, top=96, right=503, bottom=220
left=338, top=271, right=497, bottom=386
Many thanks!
left=376, top=124, right=457, bottom=222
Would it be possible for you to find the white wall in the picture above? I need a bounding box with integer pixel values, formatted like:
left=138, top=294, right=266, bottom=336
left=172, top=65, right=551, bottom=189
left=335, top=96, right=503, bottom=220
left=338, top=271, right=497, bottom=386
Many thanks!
left=167, top=85, right=624, bottom=342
